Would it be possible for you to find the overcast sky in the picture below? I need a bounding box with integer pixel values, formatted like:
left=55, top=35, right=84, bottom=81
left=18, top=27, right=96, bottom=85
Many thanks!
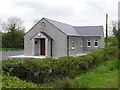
left=0, top=0, right=119, bottom=35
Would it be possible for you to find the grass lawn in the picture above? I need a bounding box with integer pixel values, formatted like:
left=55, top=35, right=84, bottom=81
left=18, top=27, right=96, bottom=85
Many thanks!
left=0, top=48, right=23, bottom=52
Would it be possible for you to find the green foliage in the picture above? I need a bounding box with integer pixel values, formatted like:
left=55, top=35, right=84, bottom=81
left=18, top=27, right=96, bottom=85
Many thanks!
left=2, top=75, right=38, bottom=88
left=2, top=17, right=25, bottom=49
left=2, top=56, right=95, bottom=84
left=108, top=36, right=118, bottom=47
left=2, top=30, right=24, bottom=48
left=2, top=46, right=118, bottom=87
left=0, top=31, right=2, bottom=48
left=52, top=77, right=77, bottom=88
left=41, top=58, right=118, bottom=88
left=73, top=58, right=118, bottom=88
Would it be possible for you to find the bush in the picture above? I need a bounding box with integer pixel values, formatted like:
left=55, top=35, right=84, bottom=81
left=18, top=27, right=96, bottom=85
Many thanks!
left=104, top=46, right=118, bottom=59
left=77, top=55, right=93, bottom=70
left=2, top=59, right=25, bottom=77
left=2, top=75, right=38, bottom=88
left=2, top=46, right=118, bottom=84
left=89, top=48, right=106, bottom=66
left=108, top=36, right=118, bottom=47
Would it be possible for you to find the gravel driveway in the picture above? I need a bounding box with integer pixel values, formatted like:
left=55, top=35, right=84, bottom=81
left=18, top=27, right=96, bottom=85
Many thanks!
left=0, top=50, right=24, bottom=60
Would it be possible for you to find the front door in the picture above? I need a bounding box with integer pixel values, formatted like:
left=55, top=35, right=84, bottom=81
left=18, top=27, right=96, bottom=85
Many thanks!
left=40, top=38, right=45, bottom=55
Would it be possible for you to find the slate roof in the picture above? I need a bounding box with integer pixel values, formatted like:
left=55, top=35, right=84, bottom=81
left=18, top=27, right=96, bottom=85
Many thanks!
left=45, top=18, right=81, bottom=36
left=41, top=31, right=53, bottom=40
left=45, top=18, right=103, bottom=37
left=74, top=26, right=103, bottom=36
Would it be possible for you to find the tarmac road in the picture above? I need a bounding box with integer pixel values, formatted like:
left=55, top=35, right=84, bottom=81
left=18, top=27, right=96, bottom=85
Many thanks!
left=0, top=50, right=24, bottom=60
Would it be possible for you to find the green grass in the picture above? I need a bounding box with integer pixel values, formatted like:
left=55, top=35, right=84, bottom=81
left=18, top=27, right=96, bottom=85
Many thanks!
left=75, top=58, right=118, bottom=88
left=39, top=58, right=118, bottom=88
left=73, top=58, right=118, bottom=88
left=0, top=48, right=23, bottom=52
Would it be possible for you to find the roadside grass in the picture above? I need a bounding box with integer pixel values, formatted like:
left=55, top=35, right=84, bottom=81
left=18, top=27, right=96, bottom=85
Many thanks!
left=72, top=58, right=118, bottom=88
left=0, top=48, right=23, bottom=52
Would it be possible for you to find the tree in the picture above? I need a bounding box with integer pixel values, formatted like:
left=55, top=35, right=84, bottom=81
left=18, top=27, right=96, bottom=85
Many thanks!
left=0, top=31, right=2, bottom=48
left=2, top=17, right=25, bottom=50
left=110, top=21, right=120, bottom=48
left=112, top=21, right=118, bottom=38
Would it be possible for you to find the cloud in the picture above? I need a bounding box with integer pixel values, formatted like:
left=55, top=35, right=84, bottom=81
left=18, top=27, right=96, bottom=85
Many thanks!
left=14, top=1, right=74, bottom=17
left=0, top=0, right=119, bottom=35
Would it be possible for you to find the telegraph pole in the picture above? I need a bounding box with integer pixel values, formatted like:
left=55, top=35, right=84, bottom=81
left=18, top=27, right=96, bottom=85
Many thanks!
left=105, top=14, right=108, bottom=48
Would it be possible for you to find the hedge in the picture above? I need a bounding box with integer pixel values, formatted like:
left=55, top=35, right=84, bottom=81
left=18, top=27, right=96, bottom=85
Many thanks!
left=2, top=75, right=38, bottom=88
left=2, top=46, right=118, bottom=84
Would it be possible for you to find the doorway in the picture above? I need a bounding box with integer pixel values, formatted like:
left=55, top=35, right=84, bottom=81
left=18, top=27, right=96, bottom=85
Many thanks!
left=40, top=38, right=45, bottom=55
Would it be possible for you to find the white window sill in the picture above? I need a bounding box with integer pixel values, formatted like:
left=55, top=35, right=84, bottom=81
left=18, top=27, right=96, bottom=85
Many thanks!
left=87, top=46, right=91, bottom=47
left=94, top=46, right=98, bottom=47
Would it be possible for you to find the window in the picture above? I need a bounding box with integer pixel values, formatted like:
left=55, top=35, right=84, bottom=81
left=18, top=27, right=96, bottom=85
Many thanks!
left=80, top=40, right=83, bottom=47
left=35, top=41, right=38, bottom=44
left=94, top=40, right=98, bottom=47
left=72, top=40, right=75, bottom=49
left=87, top=40, right=91, bottom=47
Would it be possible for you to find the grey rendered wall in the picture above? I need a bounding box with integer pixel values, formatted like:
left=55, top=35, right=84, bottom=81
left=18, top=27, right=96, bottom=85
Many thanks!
left=42, top=19, right=67, bottom=57
left=69, top=36, right=83, bottom=55
left=83, top=36, right=104, bottom=51
left=24, top=18, right=67, bottom=57
left=34, top=38, right=39, bottom=55
left=83, top=36, right=99, bottom=51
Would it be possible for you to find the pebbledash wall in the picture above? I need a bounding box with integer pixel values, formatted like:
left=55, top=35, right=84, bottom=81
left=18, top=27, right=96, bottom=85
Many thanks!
left=24, top=18, right=67, bottom=58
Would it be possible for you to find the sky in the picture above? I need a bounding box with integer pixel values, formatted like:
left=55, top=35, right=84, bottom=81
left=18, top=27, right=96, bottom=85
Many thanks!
left=0, top=0, right=119, bottom=35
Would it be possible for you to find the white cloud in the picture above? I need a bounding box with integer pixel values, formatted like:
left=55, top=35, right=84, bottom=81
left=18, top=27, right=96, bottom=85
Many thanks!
left=0, top=0, right=119, bottom=35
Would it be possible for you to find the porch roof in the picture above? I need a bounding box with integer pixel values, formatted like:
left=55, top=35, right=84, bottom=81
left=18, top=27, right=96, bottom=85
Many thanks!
left=30, top=31, right=53, bottom=40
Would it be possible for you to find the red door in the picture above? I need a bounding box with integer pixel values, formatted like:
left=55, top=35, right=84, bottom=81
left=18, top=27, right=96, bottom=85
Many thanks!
left=40, top=38, right=45, bottom=55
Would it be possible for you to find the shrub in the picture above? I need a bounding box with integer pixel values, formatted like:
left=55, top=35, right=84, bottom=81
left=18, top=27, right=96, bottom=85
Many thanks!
left=2, top=75, right=38, bottom=88
left=104, top=46, right=118, bottom=59
left=77, top=55, right=93, bottom=70
left=2, top=59, right=25, bottom=76
left=89, top=48, right=106, bottom=66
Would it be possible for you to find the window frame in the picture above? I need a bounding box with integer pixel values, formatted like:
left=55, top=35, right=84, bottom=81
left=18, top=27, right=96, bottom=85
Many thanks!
left=80, top=40, right=83, bottom=48
left=71, top=40, right=75, bottom=50
left=87, top=40, right=91, bottom=47
left=94, top=40, right=98, bottom=47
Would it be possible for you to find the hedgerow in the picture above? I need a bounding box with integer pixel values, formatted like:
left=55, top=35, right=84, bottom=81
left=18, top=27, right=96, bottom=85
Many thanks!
left=2, top=46, right=118, bottom=84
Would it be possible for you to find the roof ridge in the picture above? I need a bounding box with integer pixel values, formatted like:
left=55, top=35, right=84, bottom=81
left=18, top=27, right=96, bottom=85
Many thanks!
left=74, top=26, right=103, bottom=27
left=44, top=18, right=73, bottom=27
